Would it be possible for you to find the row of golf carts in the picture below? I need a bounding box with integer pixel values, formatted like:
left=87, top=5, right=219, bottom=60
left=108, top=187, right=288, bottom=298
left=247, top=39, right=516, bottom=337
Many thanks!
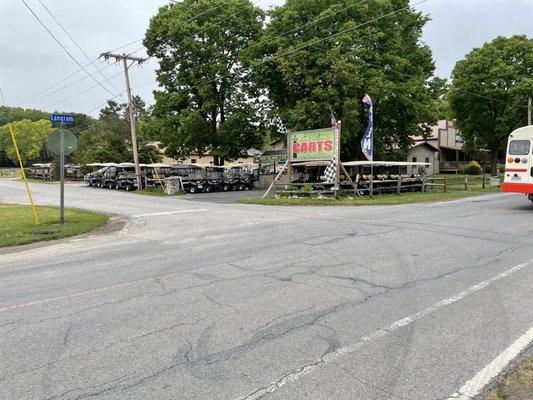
left=83, top=163, right=255, bottom=193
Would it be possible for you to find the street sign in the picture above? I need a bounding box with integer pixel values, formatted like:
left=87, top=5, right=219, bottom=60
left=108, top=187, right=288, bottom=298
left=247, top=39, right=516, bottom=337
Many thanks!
left=50, top=114, right=75, bottom=125
left=47, top=129, right=77, bottom=156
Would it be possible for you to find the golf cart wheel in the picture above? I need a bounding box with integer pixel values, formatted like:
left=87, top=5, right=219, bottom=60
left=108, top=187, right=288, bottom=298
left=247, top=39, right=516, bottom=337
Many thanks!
left=125, top=184, right=132, bottom=191
left=223, top=184, right=230, bottom=192
left=189, top=186, right=197, bottom=194
left=238, top=184, right=245, bottom=191
left=205, top=186, right=213, bottom=193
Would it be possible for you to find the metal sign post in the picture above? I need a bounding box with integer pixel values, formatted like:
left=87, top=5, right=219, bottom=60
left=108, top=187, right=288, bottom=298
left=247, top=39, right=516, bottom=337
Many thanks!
left=48, top=114, right=77, bottom=224
left=59, top=123, right=65, bottom=224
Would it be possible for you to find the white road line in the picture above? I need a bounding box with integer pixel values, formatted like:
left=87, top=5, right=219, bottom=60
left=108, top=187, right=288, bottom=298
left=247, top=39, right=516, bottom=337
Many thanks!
left=132, top=209, right=208, bottom=218
left=448, top=326, right=533, bottom=400
left=239, top=261, right=530, bottom=400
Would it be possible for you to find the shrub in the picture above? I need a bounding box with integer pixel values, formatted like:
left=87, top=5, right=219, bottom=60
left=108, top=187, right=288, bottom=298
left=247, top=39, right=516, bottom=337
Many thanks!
left=483, top=163, right=505, bottom=174
left=459, top=161, right=482, bottom=175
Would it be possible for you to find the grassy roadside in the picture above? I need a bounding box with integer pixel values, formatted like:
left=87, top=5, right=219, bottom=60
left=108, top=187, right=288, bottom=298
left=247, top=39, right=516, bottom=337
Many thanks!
left=485, top=356, right=532, bottom=400
left=238, top=190, right=500, bottom=206
left=0, top=204, right=108, bottom=247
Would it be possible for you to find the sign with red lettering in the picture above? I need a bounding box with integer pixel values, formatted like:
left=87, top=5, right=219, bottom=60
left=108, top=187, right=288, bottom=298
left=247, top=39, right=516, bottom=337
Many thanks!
left=289, top=128, right=337, bottom=161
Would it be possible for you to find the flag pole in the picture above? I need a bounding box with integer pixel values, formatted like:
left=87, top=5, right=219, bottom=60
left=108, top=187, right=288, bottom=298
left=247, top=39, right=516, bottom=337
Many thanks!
left=334, top=121, right=341, bottom=199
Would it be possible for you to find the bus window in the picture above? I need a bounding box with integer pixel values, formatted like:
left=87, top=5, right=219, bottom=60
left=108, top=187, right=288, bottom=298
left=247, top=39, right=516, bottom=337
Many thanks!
left=508, top=140, right=530, bottom=155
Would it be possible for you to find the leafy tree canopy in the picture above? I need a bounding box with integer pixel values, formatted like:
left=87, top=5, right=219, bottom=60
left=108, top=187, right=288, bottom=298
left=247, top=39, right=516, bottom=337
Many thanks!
left=0, top=119, right=53, bottom=165
left=250, top=0, right=436, bottom=160
left=74, top=97, right=162, bottom=165
left=0, top=106, right=95, bottom=136
left=143, top=0, right=266, bottom=162
left=449, top=35, right=533, bottom=174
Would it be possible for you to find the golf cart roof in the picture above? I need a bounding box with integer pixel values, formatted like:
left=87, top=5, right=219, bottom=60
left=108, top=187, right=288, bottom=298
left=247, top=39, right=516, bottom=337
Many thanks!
left=143, top=163, right=172, bottom=168
left=86, top=162, right=119, bottom=167
left=342, top=161, right=431, bottom=167
left=291, top=160, right=331, bottom=167
left=171, top=163, right=203, bottom=169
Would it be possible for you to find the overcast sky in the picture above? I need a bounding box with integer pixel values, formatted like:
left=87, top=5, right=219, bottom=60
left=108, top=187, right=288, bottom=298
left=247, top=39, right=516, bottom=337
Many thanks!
left=1, top=0, right=532, bottom=117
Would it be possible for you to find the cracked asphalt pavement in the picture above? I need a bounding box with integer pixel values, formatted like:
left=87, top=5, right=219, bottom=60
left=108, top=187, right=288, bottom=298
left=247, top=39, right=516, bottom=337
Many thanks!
left=1, top=179, right=532, bottom=400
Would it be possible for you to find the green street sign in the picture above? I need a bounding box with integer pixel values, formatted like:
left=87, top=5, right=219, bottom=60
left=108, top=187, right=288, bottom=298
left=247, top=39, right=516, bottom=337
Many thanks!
left=47, top=129, right=77, bottom=156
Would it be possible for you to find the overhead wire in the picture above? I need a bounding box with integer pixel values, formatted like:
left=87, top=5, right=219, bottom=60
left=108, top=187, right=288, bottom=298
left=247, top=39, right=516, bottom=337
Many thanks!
left=36, top=0, right=125, bottom=100
left=20, top=0, right=123, bottom=101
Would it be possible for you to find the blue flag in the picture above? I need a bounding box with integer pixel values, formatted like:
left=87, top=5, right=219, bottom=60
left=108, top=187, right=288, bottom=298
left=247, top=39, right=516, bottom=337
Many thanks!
left=361, top=94, right=373, bottom=161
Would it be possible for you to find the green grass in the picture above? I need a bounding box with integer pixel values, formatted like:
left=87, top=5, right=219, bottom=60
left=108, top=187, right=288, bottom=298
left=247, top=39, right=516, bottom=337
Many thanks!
left=429, top=174, right=502, bottom=191
left=238, top=189, right=500, bottom=207
left=0, top=204, right=108, bottom=248
left=485, top=356, right=532, bottom=400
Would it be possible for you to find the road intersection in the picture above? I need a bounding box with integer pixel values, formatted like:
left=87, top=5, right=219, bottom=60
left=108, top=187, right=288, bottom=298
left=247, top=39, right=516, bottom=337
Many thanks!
left=0, top=180, right=532, bottom=400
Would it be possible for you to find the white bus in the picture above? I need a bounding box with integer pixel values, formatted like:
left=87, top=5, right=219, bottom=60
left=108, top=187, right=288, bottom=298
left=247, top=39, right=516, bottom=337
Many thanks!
left=502, top=125, right=533, bottom=203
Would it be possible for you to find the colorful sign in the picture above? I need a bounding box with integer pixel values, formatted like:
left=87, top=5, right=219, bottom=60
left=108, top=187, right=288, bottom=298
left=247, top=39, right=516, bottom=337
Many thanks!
left=289, top=128, right=336, bottom=161
left=255, top=154, right=287, bottom=164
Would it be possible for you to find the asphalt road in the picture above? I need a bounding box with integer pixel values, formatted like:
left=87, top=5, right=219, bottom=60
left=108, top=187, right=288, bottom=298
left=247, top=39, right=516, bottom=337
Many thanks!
left=1, top=179, right=532, bottom=400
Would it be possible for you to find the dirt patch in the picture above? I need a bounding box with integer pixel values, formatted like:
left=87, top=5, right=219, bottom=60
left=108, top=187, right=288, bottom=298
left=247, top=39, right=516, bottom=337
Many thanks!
left=485, top=355, right=533, bottom=400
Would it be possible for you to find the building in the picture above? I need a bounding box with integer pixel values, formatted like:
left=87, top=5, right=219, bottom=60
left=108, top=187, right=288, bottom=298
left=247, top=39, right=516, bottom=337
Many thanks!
left=150, top=141, right=259, bottom=166
left=409, top=120, right=467, bottom=174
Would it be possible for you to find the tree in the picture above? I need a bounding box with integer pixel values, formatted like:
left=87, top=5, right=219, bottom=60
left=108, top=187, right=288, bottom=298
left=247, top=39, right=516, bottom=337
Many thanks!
left=0, top=119, right=52, bottom=165
left=143, top=0, right=265, bottom=162
left=74, top=98, right=162, bottom=165
left=449, top=35, right=533, bottom=175
left=427, top=77, right=450, bottom=120
left=250, top=0, right=436, bottom=160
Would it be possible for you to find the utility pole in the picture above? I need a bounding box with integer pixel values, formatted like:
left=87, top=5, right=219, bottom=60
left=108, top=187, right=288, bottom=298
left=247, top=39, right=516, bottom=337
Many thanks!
left=100, top=52, right=147, bottom=189
left=527, top=96, right=531, bottom=126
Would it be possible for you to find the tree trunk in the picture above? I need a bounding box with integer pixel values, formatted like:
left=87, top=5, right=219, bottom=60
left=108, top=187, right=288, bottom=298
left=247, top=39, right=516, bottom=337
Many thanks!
left=490, top=150, right=498, bottom=176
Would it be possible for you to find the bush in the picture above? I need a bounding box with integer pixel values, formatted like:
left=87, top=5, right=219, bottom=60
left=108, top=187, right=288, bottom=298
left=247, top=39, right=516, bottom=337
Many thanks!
left=459, top=161, right=482, bottom=175
left=483, top=163, right=505, bottom=174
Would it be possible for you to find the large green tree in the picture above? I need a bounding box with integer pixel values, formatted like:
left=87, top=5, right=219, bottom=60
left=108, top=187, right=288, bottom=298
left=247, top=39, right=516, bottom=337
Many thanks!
left=449, top=35, right=533, bottom=175
left=0, top=119, right=52, bottom=165
left=143, top=0, right=265, bottom=162
left=250, top=0, right=436, bottom=160
left=74, top=98, right=161, bottom=164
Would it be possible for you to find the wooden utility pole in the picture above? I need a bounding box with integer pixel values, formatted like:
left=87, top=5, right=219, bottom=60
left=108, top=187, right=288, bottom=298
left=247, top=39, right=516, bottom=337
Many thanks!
left=100, top=52, right=147, bottom=189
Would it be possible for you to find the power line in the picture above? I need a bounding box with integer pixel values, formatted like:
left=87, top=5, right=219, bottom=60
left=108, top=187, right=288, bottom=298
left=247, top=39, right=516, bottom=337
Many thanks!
left=0, top=88, right=6, bottom=107
left=24, top=62, right=115, bottom=105
left=20, top=0, right=122, bottom=101
left=17, top=0, right=229, bottom=110
left=44, top=70, right=124, bottom=109
left=21, top=47, right=145, bottom=105
left=36, top=0, right=125, bottom=100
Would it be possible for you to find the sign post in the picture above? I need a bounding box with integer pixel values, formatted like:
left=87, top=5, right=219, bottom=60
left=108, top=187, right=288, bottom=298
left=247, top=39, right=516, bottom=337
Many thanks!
left=48, top=114, right=77, bottom=224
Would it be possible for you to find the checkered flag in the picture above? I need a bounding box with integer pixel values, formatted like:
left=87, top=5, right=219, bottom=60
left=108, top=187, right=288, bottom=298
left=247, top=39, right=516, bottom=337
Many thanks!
left=324, top=156, right=337, bottom=183
left=273, top=116, right=288, bottom=136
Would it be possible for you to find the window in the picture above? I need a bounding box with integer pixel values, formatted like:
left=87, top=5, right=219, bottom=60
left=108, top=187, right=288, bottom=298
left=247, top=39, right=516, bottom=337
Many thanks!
left=425, top=157, right=430, bottom=163
left=190, top=159, right=197, bottom=164
left=508, top=140, right=530, bottom=155
left=412, top=157, right=417, bottom=162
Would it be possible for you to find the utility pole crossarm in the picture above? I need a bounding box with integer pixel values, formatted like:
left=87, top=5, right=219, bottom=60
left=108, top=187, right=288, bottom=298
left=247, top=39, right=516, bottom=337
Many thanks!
left=99, top=52, right=147, bottom=65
